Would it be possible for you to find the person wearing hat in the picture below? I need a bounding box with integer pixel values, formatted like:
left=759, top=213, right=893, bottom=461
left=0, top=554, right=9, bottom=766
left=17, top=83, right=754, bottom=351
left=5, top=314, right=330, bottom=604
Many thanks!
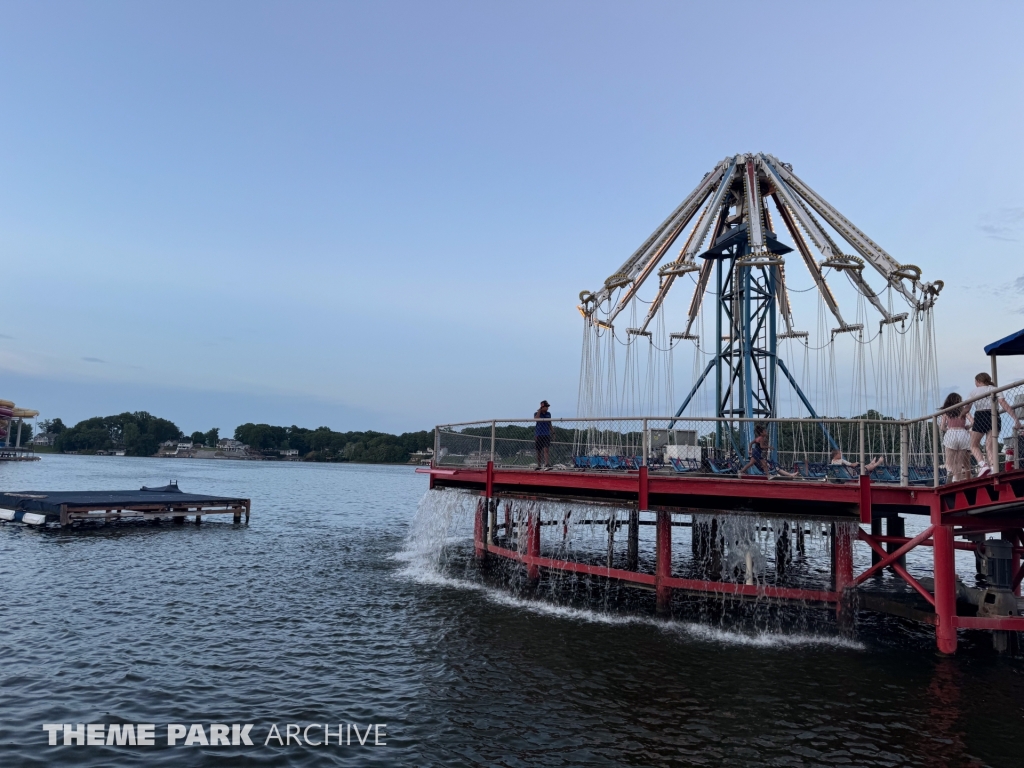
left=534, top=400, right=552, bottom=468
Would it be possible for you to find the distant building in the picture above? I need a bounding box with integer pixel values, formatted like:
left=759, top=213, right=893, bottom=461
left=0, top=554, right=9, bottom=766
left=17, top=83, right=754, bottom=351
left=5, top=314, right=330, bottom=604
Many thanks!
left=30, top=434, right=55, bottom=447
left=280, top=449, right=299, bottom=457
left=176, top=441, right=193, bottom=451
left=217, top=439, right=248, bottom=453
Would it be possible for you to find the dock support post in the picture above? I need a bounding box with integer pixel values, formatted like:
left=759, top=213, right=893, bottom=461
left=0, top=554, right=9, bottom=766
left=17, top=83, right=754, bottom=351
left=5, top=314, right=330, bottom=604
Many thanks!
left=233, top=508, right=242, bottom=524
left=526, top=505, right=541, bottom=584
left=629, top=465, right=647, bottom=571
left=870, top=518, right=882, bottom=566
left=59, top=504, right=68, bottom=529
left=887, top=516, right=907, bottom=570
left=775, top=522, right=790, bottom=579
left=484, top=460, right=495, bottom=546
left=245, top=500, right=250, bottom=524
left=1009, top=530, right=1022, bottom=598
left=833, top=522, right=854, bottom=624
left=933, top=499, right=957, bottom=654
left=195, top=514, right=202, bottom=525
left=474, top=498, right=487, bottom=561
left=489, top=500, right=498, bottom=545
left=655, top=510, right=672, bottom=615
left=627, top=511, right=639, bottom=571
left=693, top=517, right=722, bottom=577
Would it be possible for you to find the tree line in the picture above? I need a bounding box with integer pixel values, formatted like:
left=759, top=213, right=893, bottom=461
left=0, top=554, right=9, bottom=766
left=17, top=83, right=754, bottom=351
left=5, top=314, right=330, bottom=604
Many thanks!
left=232, top=423, right=432, bottom=463
left=41, top=413, right=431, bottom=463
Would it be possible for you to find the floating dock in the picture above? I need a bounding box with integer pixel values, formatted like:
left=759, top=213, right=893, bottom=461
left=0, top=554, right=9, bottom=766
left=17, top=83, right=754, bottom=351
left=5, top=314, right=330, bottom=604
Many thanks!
left=0, top=484, right=250, bottom=527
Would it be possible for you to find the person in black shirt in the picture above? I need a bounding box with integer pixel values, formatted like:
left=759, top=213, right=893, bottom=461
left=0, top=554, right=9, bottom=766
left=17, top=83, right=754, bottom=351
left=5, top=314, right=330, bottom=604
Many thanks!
left=534, top=400, right=552, bottom=468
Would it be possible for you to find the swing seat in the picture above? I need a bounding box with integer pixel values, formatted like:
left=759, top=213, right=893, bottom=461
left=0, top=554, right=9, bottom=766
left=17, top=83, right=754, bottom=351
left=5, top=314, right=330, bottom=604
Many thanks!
left=826, top=464, right=858, bottom=482
left=793, top=461, right=827, bottom=479
left=869, top=465, right=900, bottom=483
left=670, top=457, right=701, bottom=473
left=908, top=465, right=941, bottom=486
left=589, top=455, right=612, bottom=469
left=705, top=457, right=739, bottom=474
left=573, top=456, right=590, bottom=469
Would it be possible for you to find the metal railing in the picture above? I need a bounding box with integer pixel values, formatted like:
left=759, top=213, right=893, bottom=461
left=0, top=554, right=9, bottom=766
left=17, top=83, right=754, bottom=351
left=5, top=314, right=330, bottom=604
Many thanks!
left=432, top=378, right=1024, bottom=486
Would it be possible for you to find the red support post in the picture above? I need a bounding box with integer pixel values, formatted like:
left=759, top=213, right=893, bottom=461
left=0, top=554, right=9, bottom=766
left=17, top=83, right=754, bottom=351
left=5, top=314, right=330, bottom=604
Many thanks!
left=655, top=510, right=672, bottom=614
left=638, top=465, right=649, bottom=512
left=932, top=498, right=957, bottom=654
left=526, top=506, right=541, bottom=583
left=859, top=474, right=872, bottom=525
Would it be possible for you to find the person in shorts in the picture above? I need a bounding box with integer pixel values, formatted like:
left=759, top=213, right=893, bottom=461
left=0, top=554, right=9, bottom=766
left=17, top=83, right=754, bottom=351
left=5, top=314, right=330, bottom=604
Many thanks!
left=534, top=400, right=552, bottom=468
left=967, top=373, right=1022, bottom=477
left=939, top=392, right=971, bottom=482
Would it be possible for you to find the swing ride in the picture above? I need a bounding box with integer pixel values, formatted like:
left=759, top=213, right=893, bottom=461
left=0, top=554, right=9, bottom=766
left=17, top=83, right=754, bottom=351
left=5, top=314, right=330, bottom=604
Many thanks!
left=423, top=153, right=1024, bottom=655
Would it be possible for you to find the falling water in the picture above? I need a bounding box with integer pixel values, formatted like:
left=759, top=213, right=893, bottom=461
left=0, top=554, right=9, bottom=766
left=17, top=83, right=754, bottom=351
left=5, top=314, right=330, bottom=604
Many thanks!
left=403, top=488, right=863, bottom=645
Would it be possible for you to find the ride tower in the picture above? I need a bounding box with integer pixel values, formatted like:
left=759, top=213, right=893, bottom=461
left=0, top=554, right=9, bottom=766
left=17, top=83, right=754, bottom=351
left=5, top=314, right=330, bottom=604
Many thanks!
left=577, top=153, right=943, bottom=459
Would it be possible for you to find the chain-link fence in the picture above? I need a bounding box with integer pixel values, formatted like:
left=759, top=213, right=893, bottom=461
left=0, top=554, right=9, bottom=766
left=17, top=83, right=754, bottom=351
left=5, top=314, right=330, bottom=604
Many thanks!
left=434, top=378, right=1024, bottom=485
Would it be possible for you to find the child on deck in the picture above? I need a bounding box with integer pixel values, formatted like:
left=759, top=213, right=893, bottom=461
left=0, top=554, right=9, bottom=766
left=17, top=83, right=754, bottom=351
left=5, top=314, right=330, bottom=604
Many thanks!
left=739, top=425, right=798, bottom=478
left=830, top=448, right=883, bottom=474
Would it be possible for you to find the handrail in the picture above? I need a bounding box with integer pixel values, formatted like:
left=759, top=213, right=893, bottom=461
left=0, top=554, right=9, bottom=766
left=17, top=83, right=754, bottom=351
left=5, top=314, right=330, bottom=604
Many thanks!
left=909, top=376, right=1024, bottom=424
left=434, top=377, right=1024, bottom=430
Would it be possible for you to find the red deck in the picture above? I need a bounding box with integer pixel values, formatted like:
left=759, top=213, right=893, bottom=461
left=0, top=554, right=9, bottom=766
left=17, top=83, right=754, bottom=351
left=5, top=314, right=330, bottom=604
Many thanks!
left=420, top=464, right=1024, bottom=653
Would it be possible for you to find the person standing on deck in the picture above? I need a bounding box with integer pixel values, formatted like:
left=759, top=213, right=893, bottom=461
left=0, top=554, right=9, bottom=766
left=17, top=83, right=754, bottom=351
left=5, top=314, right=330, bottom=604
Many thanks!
left=534, top=400, right=552, bottom=469
left=967, top=373, right=1021, bottom=477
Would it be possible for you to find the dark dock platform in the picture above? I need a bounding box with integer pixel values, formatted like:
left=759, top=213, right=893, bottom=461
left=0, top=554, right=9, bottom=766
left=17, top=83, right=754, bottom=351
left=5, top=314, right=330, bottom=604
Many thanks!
left=0, top=484, right=250, bottom=527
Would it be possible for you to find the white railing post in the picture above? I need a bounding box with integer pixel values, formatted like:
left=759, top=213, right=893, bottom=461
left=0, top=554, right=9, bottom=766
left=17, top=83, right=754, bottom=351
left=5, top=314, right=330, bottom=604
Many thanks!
left=1015, top=424, right=1021, bottom=470
left=900, top=422, right=909, bottom=487
left=858, top=419, right=865, bottom=476
left=433, top=426, right=440, bottom=466
left=932, top=417, right=940, bottom=487
left=642, top=419, right=649, bottom=467
left=490, top=421, right=496, bottom=464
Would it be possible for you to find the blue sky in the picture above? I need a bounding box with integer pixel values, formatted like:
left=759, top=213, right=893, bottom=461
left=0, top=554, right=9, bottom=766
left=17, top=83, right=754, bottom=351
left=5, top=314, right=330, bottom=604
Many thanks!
left=1, top=1, right=1022, bottom=434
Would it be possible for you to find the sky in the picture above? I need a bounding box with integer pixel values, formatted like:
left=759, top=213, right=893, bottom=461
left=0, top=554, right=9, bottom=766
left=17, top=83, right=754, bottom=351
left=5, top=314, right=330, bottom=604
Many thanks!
left=1, top=1, right=1022, bottom=436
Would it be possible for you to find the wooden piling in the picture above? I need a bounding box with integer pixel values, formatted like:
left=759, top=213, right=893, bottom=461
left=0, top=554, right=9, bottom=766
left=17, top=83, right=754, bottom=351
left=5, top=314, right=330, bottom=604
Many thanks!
left=655, top=511, right=672, bottom=614
left=775, top=522, right=791, bottom=579
left=886, top=516, right=906, bottom=570
left=626, top=510, right=639, bottom=571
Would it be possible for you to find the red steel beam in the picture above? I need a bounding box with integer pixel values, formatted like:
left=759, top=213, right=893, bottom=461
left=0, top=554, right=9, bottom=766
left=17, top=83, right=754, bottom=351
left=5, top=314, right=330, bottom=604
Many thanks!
left=856, top=531, right=936, bottom=607
left=955, top=615, right=1024, bottom=632
left=870, top=535, right=981, bottom=553
left=487, top=544, right=837, bottom=603
left=433, top=466, right=930, bottom=507
left=854, top=526, right=934, bottom=585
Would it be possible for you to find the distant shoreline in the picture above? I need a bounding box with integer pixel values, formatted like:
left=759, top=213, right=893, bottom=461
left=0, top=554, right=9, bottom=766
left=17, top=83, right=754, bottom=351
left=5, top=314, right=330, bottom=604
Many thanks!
left=36, top=451, right=426, bottom=468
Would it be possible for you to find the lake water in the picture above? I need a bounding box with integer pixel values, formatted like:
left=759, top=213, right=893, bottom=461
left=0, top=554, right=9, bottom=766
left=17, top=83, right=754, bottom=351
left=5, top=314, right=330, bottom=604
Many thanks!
left=1, top=455, right=1023, bottom=767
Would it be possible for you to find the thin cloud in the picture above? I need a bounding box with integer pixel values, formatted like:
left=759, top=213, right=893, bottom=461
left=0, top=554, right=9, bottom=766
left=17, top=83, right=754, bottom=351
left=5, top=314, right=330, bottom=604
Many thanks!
left=979, top=207, right=1024, bottom=241
left=81, top=357, right=106, bottom=364
left=0, top=334, right=13, bottom=340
